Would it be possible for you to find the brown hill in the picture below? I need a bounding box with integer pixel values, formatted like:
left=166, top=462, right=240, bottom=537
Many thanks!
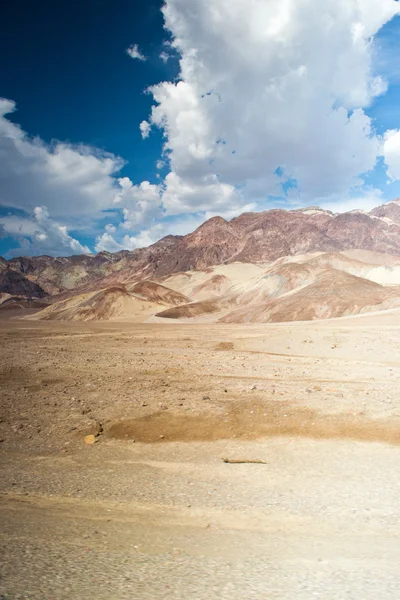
left=0, top=297, right=49, bottom=311
left=29, top=281, right=190, bottom=322
left=127, top=281, right=189, bottom=306
left=3, top=200, right=400, bottom=295
left=219, top=270, right=400, bottom=323
left=156, top=300, right=221, bottom=320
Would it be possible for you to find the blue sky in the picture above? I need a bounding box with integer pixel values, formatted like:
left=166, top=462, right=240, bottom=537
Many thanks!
left=1, top=0, right=400, bottom=257
left=0, top=0, right=169, bottom=187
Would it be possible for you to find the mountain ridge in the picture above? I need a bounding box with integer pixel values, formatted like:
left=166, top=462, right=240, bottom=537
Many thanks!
left=2, top=200, right=400, bottom=296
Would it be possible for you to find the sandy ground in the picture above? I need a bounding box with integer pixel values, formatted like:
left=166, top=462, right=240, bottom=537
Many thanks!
left=1, top=312, right=400, bottom=599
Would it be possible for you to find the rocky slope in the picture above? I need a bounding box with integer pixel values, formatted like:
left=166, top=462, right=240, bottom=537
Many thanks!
left=0, top=267, right=48, bottom=298
left=2, top=200, right=400, bottom=297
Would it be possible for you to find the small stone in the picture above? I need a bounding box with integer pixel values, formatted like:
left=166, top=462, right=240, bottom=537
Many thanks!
left=159, top=435, right=165, bottom=439
left=202, top=395, right=210, bottom=400
left=84, top=434, right=97, bottom=445
left=141, top=402, right=148, bottom=407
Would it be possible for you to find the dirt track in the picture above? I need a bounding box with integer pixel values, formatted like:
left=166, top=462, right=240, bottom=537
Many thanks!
left=1, top=314, right=400, bottom=598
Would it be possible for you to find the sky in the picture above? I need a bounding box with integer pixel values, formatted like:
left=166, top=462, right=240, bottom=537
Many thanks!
left=1, top=0, right=400, bottom=258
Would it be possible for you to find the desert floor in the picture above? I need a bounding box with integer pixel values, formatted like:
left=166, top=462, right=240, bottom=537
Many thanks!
left=1, top=312, right=400, bottom=599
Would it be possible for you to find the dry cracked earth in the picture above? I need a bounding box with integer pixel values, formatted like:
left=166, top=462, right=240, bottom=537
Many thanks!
left=1, top=311, right=400, bottom=599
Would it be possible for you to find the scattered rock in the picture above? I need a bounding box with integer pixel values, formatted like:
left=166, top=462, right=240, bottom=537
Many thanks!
left=202, top=395, right=210, bottom=400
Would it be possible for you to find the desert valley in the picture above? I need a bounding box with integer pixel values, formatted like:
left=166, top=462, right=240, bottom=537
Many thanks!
left=1, top=203, right=400, bottom=599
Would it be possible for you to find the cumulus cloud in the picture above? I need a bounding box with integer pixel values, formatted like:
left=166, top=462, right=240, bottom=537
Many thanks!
left=94, top=232, right=125, bottom=253
left=0, top=98, right=123, bottom=226
left=383, top=129, right=400, bottom=181
left=113, top=179, right=164, bottom=229
left=1, top=206, right=91, bottom=257
left=95, top=213, right=205, bottom=252
left=126, top=44, right=146, bottom=61
left=140, top=0, right=400, bottom=213
left=139, top=120, right=151, bottom=139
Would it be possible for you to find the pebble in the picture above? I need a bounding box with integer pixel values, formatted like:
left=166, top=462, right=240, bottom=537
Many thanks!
left=84, top=435, right=97, bottom=445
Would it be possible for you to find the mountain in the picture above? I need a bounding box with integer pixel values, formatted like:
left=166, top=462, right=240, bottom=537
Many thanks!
left=3, top=200, right=400, bottom=297
left=0, top=267, right=48, bottom=298
left=28, top=249, right=400, bottom=323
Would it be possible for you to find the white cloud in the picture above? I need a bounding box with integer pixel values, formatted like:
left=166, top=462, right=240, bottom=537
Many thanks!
left=95, top=213, right=205, bottom=252
left=160, top=51, right=170, bottom=63
left=383, top=129, right=400, bottom=181
left=105, top=224, right=116, bottom=233
left=139, top=0, right=400, bottom=214
left=319, top=188, right=385, bottom=214
left=139, top=120, right=151, bottom=139
left=114, top=179, right=164, bottom=229
left=1, top=206, right=91, bottom=257
left=0, top=98, right=123, bottom=227
left=94, top=232, right=124, bottom=253
left=126, top=44, right=146, bottom=61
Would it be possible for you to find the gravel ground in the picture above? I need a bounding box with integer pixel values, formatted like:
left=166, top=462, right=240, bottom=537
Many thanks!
left=1, top=315, right=400, bottom=599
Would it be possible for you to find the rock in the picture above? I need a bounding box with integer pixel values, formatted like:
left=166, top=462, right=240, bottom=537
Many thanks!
left=94, top=421, right=103, bottom=435
left=84, top=434, right=97, bottom=445
left=202, top=395, right=210, bottom=400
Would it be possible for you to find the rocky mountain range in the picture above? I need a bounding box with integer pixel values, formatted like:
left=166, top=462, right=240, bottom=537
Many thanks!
left=1, top=200, right=400, bottom=298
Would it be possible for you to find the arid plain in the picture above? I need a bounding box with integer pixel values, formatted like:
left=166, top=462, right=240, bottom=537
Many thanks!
left=1, top=311, right=400, bottom=599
